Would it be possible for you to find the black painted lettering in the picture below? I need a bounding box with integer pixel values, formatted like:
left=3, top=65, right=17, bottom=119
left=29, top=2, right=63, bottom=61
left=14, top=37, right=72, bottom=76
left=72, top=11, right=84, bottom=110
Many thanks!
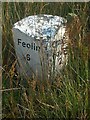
left=18, top=39, right=21, bottom=45
left=31, top=43, right=33, bottom=49
left=18, top=39, right=39, bottom=51
left=34, top=43, right=35, bottom=50
left=22, top=42, right=26, bottom=47
left=26, top=54, right=30, bottom=61
left=38, top=46, right=40, bottom=51
left=27, top=43, right=31, bottom=48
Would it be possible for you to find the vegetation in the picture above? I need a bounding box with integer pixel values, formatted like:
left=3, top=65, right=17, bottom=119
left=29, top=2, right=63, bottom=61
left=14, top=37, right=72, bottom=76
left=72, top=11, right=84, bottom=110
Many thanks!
left=2, top=2, right=90, bottom=119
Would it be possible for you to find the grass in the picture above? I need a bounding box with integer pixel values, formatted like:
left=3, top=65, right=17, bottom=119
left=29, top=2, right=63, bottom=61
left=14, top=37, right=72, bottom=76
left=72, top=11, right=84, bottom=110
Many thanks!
left=2, top=2, right=90, bottom=119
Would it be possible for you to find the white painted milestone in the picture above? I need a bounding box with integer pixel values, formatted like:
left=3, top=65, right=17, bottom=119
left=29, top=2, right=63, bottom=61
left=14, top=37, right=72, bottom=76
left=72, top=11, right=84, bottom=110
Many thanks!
left=13, top=14, right=68, bottom=79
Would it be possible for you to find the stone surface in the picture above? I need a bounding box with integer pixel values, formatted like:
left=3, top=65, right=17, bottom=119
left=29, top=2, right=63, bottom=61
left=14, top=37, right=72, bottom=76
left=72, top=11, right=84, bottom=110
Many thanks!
left=13, top=14, right=68, bottom=79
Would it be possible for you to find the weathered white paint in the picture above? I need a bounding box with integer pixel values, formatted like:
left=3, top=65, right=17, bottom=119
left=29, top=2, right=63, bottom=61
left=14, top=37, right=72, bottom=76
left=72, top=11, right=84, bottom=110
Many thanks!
left=13, top=14, right=68, bottom=79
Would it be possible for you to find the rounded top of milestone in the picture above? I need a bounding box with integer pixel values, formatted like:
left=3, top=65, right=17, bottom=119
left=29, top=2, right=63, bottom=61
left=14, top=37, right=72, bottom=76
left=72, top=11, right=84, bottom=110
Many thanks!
left=13, top=14, right=67, bottom=41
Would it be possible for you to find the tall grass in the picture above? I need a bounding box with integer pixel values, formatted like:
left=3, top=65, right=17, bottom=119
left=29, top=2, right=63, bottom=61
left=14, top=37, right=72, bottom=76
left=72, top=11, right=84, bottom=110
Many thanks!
left=2, top=2, right=90, bottom=119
